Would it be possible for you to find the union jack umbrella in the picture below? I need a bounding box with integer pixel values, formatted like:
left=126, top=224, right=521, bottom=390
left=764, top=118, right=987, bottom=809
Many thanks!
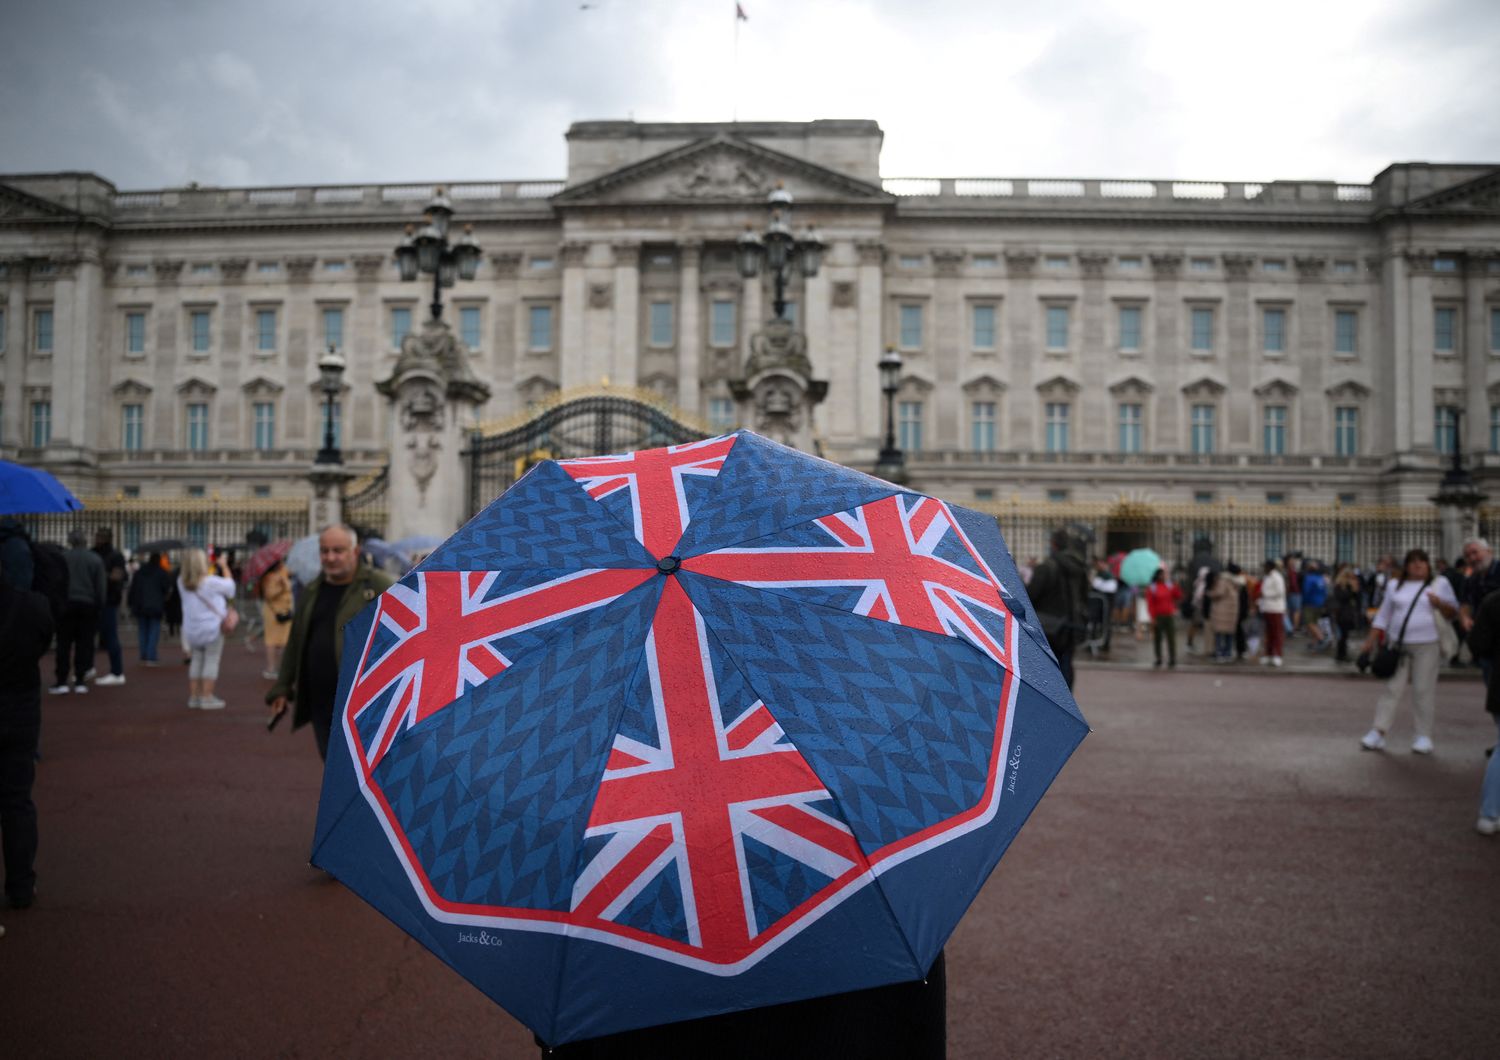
left=312, top=430, right=1088, bottom=1046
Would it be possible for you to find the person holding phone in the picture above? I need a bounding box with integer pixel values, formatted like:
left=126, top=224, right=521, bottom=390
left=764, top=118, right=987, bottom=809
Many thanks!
left=179, top=549, right=236, bottom=711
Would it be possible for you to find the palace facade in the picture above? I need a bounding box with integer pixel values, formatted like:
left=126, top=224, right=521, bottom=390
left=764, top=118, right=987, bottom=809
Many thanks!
left=3, top=119, right=1499, bottom=527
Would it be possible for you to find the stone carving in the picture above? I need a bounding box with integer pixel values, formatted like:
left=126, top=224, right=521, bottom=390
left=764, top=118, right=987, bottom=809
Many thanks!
left=588, top=282, right=612, bottom=309
left=1293, top=255, right=1327, bottom=278
left=932, top=249, right=965, bottom=276
left=831, top=281, right=856, bottom=308
left=153, top=259, right=185, bottom=284
left=400, top=382, right=446, bottom=433
left=286, top=257, right=317, bottom=283
left=488, top=251, right=523, bottom=278
left=673, top=152, right=767, bottom=198
left=1004, top=250, right=1038, bottom=277
left=1078, top=252, right=1111, bottom=277
left=352, top=255, right=387, bottom=281
left=744, top=317, right=813, bottom=381
left=753, top=380, right=803, bottom=447
left=1150, top=253, right=1183, bottom=278
left=559, top=242, right=589, bottom=268
left=730, top=315, right=828, bottom=452
left=856, top=242, right=885, bottom=267
left=219, top=258, right=249, bottom=283
left=378, top=317, right=491, bottom=405
left=1222, top=253, right=1255, bottom=280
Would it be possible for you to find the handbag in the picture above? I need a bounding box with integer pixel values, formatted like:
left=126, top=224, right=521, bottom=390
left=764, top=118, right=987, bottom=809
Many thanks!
left=1433, top=608, right=1459, bottom=661
left=220, top=605, right=240, bottom=635
left=1370, top=578, right=1428, bottom=679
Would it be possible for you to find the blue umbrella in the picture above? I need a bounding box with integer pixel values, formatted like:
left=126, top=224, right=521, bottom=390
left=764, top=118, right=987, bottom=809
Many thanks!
left=0, top=461, right=83, bottom=515
left=312, top=430, right=1088, bottom=1046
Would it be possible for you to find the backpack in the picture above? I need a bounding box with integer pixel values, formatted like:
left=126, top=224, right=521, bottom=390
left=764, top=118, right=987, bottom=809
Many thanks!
left=29, top=540, right=70, bottom=620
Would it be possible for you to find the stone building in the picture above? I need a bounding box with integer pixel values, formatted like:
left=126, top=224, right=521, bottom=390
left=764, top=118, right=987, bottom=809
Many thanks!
left=2, top=119, right=1498, bottom=538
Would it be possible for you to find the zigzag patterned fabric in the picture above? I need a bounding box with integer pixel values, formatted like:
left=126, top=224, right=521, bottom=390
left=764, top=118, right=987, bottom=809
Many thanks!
left=312, top=429, right=1088, bottom=1045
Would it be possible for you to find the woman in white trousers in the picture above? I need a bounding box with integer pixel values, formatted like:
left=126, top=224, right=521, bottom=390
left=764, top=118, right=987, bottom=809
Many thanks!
left=1359, top=548, right=1459, bottom=755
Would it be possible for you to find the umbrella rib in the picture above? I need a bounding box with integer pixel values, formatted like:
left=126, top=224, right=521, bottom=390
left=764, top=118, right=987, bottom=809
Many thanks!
left=680, top=487, right=910, bottom=559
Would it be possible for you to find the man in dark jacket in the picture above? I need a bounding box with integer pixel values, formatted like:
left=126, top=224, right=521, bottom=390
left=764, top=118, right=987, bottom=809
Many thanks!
left=0, top=518, right=33, bottom=593
left=126, top=553, right=173, bottom=665
left=267, top=525, right=394, bottom=761
left=1028, top=528, right=1090, bottom=690
left=51, top=530, right=105, bottom=695
left=1462, top=588, right=1500, bottom=834
left=0, top=560, right=55, bottom=913
left=92, top=528, right=128, bottom=685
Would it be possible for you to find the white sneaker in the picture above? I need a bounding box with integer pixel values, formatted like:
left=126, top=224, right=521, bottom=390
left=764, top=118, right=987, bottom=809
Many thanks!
left=198, top=695, right=226, bottom=710
left=1360, top=728, right=1386, bottom=752
left=72, top=684, right=88, bottom=695
left=48, top=684, right=70, bottom=695
left=1271, top=657, right=1284, bottom=668
left=1411, top=736, right=1434, bottom=755
left=82, top=667, right=96, bottom=681
left=1477, top=817, right=1498, bottom=836
left=95, top=673, right=125, bottom=686
left=188, top=696, right=202, bottom=709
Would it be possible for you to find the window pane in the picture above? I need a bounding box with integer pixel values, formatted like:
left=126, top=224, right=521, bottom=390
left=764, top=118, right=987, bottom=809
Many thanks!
left=783, top=300, right=798, bottom=328
left=187, top=403, right=209, bottom=451
left=1263, top=308, right=1285, bottom=352
left=1491, top=308, right=1500, bottom=352
left=35, top=310, right=53, bottom=352
left=31, top=402, right=51, bottom=447
left=899, top=304, right=923, bottom=348
left=0, top=309, right=6, bottom=354
left=1434, top=405, right=1458, bottom=453
left=1046, top=306, right=1069, bottom=349
left=1492, top=405, right=1500, bottom=455
left=1045, top=402, right=1070, bottom=453
left=191, top=311, right=211, bottom=352
left=711, top=301, right=736, bottom=346
left=321, top=401, right=342, bottom=449
left=1265, top=529, right=1284, bottom=561
left=1335, top=310, right=1357, bottom=354
left=323, top=307, right=344, bottom=349
left=256, top=310, right=276, bottom=351
left=253, top=401, right=276, bottom=451
left=528, top=305, right=553, bottom=350
left=972, top=305, right=996, bottom=349
left=126, top=312, right=145, bottom=353
left=460, top=306, right=481, bottom=349
left=1118, top=403, right=1142, bottom=453
left=1335, top=407, right=1358, bottom=456
left=1191, top=404, right=1216, bottom=455
left=122, top=404, right=143, bottom=452
left=1263, top=405, right=1286, bottom=455
left=1434, top=307, right=1456, bottom=351
left=1119, top=306, right=1141, bottom=351
left=971, top=401, right=996, bottom=452
left=1191, top=307, right=1213, bottom=351
left=649, top=301, right=674, bottom=346
left=898, top=400, right=923, bottom=452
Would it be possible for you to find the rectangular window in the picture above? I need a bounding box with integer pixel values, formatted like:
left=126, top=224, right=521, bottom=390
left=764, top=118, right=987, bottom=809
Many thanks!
left=252, top=485, right=272, bottom=498
left=1335, top=310, right=1358, bottom=354
left=1263, top=259, right=1287, bottom=272
left=191, top=263, right=214, bottom=276
left=708, top=397, right=736, bottom=431
left=1118, top=306, right=1142, bottom=352
left=30, top=401, right=51, bottom=447
left=122, top=403, right=144, bottom=452
left=1434, top=405, right=1459, bottom=454
left=898, top=400, right=923, bottom=452
left=528, top=305, right=554, bottom=351
left=971, top=401, right=996, bottom=452
left=321, top=401, right=342, bottom=450
left=530, top=256, right=554, bottom=271
left=1190, top=257, right=1214, bottom=271
left=1047, top=489, right=1069, bottom=503
left=1336, top=529, right=1356, bottom=565
left=126, top=311, right=146, bottom=354
left=1118, top=256, right=1143, bottom=270
left=186, top=402, right=209, bottom=451
left=322, top=307, right=344, bottom=350
left=256, top=261, right=279, bottom=274
left=1265, top=529, right=1285, bottom=562
left=1433, top=258, right=1458, bottom=272
left=391, top=306, right=412, bottom=349
left=190, top=310, right=211, bottom=353
left=783, top=300, right=798, bottom=328
left=1190, top=404, right=1216, bottom=455
left=1434, top=306, right=1457, bottom=352
left=255, top=309, right=276, bottom=352
left=34, top=309, right=53, bottom=353
left=1044, top=402, right=1070, bottom=453
left=898, top=255, right=924, bottom=269
left=971, top=305, right=996, bottom=350
left=1045, top=305, right=1069, bottom=350
left=1044, top=255, right=1069, bottom=270
left=122, top=521, right=141, bottom=552
left=1266, top=493, right=1285, bottom=505
left=187, top=520, right=208, bottom=548
left=1491, top=307, right=1500, bottom=352
left=649, top=301, right=674, bottom=346
left=460, top=306, right=481, bottom=349
left=1263, top=308, right=1285, bottom=353
left=186, top=485, right=206, bottom=498
left=253, top=402, right=275, bottom=451
left=1335, top=407, right=1359, bottom=456
left=1194, top=491, right=1214, bottom=505
left=1334, top=261, right=1357, bottom=275
left=710, top=300, right=736, bottom=346
left=1118, top=403, right=1143, bottom=454
left=898, top=304, right=923, bottom=349
left=971, top=254, right=997, bottom=268
left=1263, top=405, right=1287, bottom=455
left=1191, top=307, right=1214, bottom=352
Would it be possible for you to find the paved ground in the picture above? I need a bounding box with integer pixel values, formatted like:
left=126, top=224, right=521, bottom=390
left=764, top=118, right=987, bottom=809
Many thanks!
left=2, top=639, right=1496, bottom=1059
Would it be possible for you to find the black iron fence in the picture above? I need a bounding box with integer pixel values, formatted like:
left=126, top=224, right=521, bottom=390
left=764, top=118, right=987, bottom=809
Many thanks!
left=23, top=497, right=309, bottom=556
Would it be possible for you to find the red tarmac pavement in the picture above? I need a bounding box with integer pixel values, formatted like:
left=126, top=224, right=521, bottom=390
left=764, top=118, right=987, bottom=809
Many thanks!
left=2, top=642, right=1497, bottom=1058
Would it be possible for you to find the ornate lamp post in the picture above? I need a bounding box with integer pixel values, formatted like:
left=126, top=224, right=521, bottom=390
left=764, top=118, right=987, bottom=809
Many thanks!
left=875, top=346, right=905, bottom=482
left=394, top=187, right=483, bottom=322
left=735, top=184, right=824, bottom=319
left=315, top=344, right=346, bottom=465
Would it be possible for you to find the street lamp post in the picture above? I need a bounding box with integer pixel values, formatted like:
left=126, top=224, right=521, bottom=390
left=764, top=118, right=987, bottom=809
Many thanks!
left=735, top=184, right=824, bottom=320
left=315, top=344, right=346, bottom=466
left=394, top=188, right=483, bottom=322
left=875, top=346, right=905, bottom=482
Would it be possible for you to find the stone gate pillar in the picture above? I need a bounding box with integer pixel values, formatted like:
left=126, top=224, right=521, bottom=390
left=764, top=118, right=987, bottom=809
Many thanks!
left=729, top=317, right=827, bottom=451
left=377, top=318, right=491, bottom=541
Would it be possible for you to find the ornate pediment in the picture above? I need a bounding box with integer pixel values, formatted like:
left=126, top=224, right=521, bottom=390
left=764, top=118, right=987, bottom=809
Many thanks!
left=241, top=376, right=284, bottom=397
left=1253, top=377, right=1299, bottom=399
left=1325, top=379, right=1372, bottom=401
left=1401, top=168, right=1500, bottom=217
left=517, top=375, right=559, bottom=405
left=175, top=376, right=217, bottom=397
left=111, top=378, right=154, bottom=398
left=962, top=373, right=1007, bottom=395
left=552, top=135, right=891, bottom=208
left=897, top=372, right=936, bottom=395
left=1181, top=375, right=1227, bottom=398
left=1108, top=374, right=1154, bottom=396
left=1035, top=374, right=1081, bottom=397
left=0, top=183, right=84, bottom=224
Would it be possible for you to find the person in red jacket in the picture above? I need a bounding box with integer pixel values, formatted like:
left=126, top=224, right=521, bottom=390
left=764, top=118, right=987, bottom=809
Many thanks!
left=1146, top=568, right=1184, bottom=668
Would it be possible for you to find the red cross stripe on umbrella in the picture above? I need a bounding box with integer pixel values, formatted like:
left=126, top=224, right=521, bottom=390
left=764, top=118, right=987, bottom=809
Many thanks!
left=346, top=567, right=652, bottom=771
left=570, top=579, right=873, bottom=965
left=559, top=435, right=736, bottom=556
left=684, top=493, right=1013, bottom=666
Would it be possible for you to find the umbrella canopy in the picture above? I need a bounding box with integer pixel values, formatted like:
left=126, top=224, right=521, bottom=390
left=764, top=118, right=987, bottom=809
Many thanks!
left=0, top=461, right=83, bottom=515
left=285, top=533, right=321, bottom=584
left=1119, top=548, right=1164, bottom=587
left=312, top=430, right=1088, bottom=1046
left=242, top=539, right=291, bottom=588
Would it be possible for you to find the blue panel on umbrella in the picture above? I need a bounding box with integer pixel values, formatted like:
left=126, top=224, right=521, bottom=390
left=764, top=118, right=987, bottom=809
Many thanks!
left=418, top=459, right=653, bottom=574
left=682, top=572, right=1004, bottom=852
left=612, top=858, right=691, bottom=945
left=703, top=625, right=797, bottom=737
left=948, top=502, right=1033, bottom=624
left=372, top=578, right=664, bottom=912
left=742, top=833, right=836, bottom=937
left=679, top=431, right=906, bottom=557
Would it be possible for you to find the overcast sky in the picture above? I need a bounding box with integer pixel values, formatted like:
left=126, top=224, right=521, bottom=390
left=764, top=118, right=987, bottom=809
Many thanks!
left=3, top=0, right=1497, bottom=190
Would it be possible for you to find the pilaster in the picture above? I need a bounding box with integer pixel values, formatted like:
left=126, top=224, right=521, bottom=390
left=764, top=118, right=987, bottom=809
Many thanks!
left=677, top=242, right=702, bottom=413
left=611, top=242, right=640, bottom=388
left=559, top=241, right=589, bottom=389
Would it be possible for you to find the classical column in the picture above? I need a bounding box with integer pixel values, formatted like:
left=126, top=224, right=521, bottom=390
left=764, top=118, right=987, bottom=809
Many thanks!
left=611, top=242, right=640, bottom=388
left=1003, top=249, right=1038, bottom=448
left=677, top=242, right=702, bottom=414
left=1405, top=252, right=1435, bottom=455
left=1222, top=253, right=1254, bottom=450
left=823, top=243, right=861, bottom=442
left=1149, top=254, right=1182, bottom=448
left=855, top=242, right=885, bottom=445
left=1384, top=250, right=1413, bottom=454
left=1077, top=251, right=1111, bottom=451
left=489, top=252, right=524, bottom=419
left=559, top=241, right=589, bottom=390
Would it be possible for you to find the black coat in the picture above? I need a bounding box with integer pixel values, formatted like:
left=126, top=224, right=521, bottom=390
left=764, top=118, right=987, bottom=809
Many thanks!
left=0, top=580, right=55, bottom=701
left=127, top=563, right=173, bottom=619
left=1466, top=589, right=1500, bottom=717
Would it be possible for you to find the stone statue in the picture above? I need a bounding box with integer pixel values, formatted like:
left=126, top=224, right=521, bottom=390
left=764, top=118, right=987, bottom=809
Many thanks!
left=730, top=315, right=827, bottom=452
